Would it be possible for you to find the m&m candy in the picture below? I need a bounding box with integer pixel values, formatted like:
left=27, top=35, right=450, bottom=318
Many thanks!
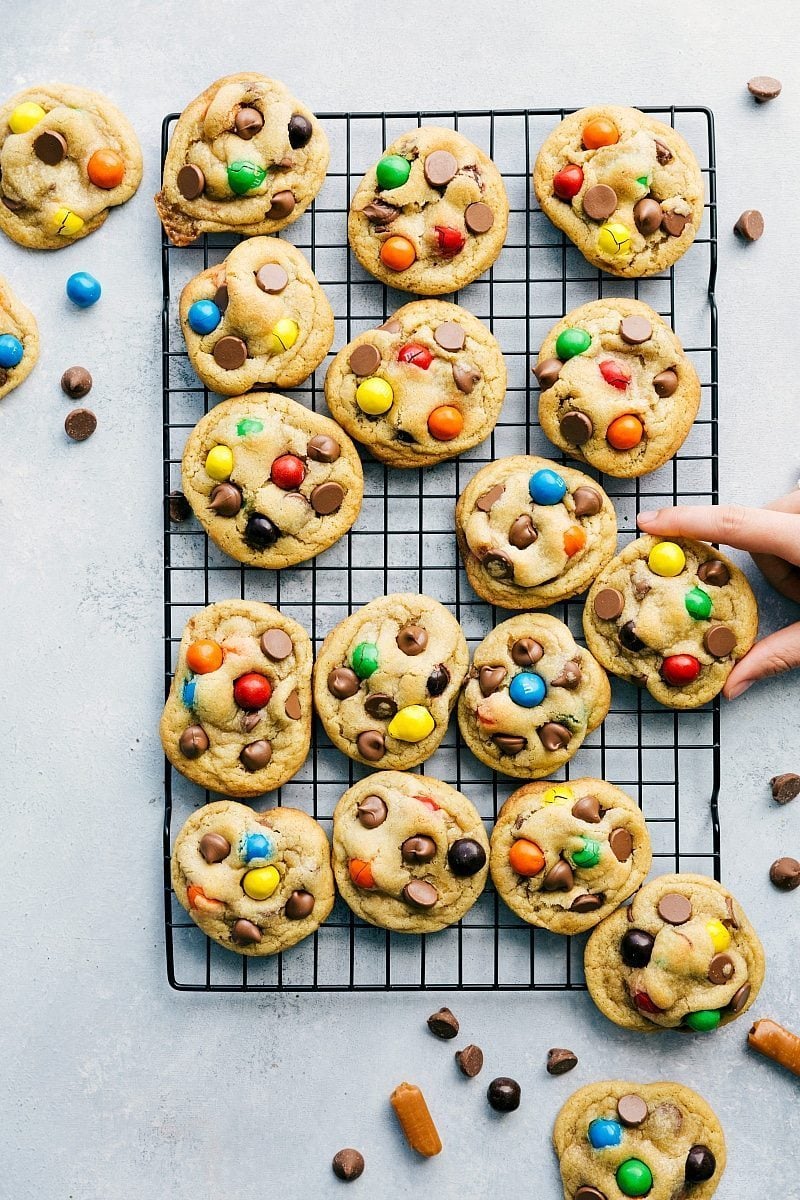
left=553, top=164, right=584, bottom=200
left=87, top=148, right=125, bottom=189
left=571, top=837, right=601, bottom=868
left=182, top=678, right=197, bottom=707
left=685, top=586, right=712, bottom=620
left=356, top=377, right=394, bottom=415
left=205, top=445, right=234, bottom=480
left=351, top=642, right=379, bottom=678
left=398, top=343, right=433, bottom=369
left=648, top=541, right=686, bottom=577
left=555, top=327, right=591, bottom=360
left=706, top=919, right=731, bottom=952
left=186, top=639, right=223, bottom=674
left=542, top=785, right=573, bottom=806
left=241, top=832, right=273, bottom=863
left=684, top=1009, right=722, bottom=1032
left=52, top=208, right=84, bottom=236
left=427, top=406, right=463, bottom=441
left=582, top=117, right=619, bottom=149
left=242, top=865, right=280, bottom=900
left=563, top=525, right=587, bottom=557
left=66, top=271, right=102, bottom=308
left=597, top=222, right=632, bottom=256
left=599, top=359, right=630, bottom=390
left=270, top=454, right=305, bottom=490
left=508, top=838, right=545, bottom=876
left=9, top=102, right=46, bottom=134
left=376, top=154, right=411, bottom=190
left=588, top=1118, right=622, bottom=1148
left=236, top=418, right=264, bottom=437
left=606, top=414, right=644, bottom=450
left=433, top=225, right=465, bottom=256
left=661, top=654, right=701, bottom=687
left=233, top=673, right=272, bottom=710
left=227, top=160, right=267, bottom=195
left=266, top=318, right=299, bottom=354
left=187, top=299, right=222, bottom=334
left=387, top=705, right=435, bottom=742
left=349, top=858, right=375, bottom=889
left=616, top=1159, right=653, bottom=1197
left=508, top=672, right=547, bottom=708
left=0, top=334, right=24, bottom=369
left=380, top=236, right=416, bottom=271
left=529, top=468, right=567, bottom=505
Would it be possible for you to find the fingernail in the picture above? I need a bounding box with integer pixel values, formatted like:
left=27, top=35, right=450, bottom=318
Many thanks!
left=636, top=510, right=660, bottom=528
left=725, top=679, right=753, bottom=701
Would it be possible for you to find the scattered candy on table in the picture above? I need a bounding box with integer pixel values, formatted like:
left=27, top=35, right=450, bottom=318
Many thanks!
left=65, top=271, right=101, bottom=308
left=205, top=444, right=234, bottom=480
left=529, top=468, right=567, bottom=505
left=187, top=299, right=222, bottom=334
left=387, top=705, right=435, bottom=742
left=61, top=366, right=92, bottom=398
left=356, top=376, right=394, bottom=415
left=0, top=334, right=24, bottom=369
left=486, top=1077, right=521, bottom=1113
left=509, top=672, right=547, bottom=708
left=242, top=864, right=280, bottom=899
left=186, top=639, right=223, bottom=674
left=648, top=541, right=686, bottom=577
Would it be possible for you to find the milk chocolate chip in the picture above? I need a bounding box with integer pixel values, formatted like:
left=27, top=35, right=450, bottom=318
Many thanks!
left=424, top=150, right=458, bottom=187
left=593, top=587, right=624, bottom=620
left=348, top=343, right=381, bottom=376
left=403, top=879, right=438, bottom=909
left=511, top=638, right=543, bottom=667
left=479, top=665, right=506, bottom=696
left=285, top=890, right=315, bottom=919
left=476, top=483, right=504, bottom=512
left=572, top=486, right=603, bottom=517
left=397, top=625, right=428, bottom=655
left=634, top=197, right=663, bottom=235
left=697, top=559, right=730, bottom=586
left=653, top=368, right=679, bottom=397
left=328, top=667, right=360, bottom=699
left=453, top=362, right=481, bottom=393
left=357, top=730, right=385, bottom=761
left=357, top=795, right=388, bottom=828
left=209, top=482, right=242, bottom=516
left=179, top=725, right=209, bottom=759
left=234, top=106, right=264, bottom=139
left=426, top=664, right=450, bottom=696
left=307, top=434, right=341, bottom=463
left=177, top=164, right=205, bottom=199
left=261, top=628, right=293, bottom=660
left=560, top=411, right=593, bottom=444
left=240, top=740, right=272, bottom=771
left=509, top=515, right=537, bottom=549
left=199, top=832, right=230, bottom=862
left=538, top=723, right=571, bottom=751
left=533, top=358, right=562, bottom=389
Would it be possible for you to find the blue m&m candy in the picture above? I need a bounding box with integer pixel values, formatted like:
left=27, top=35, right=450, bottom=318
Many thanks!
left=187, top=299, right=222, bottom=335
left=588, top=1118, right=623, bottom=1149
left=529, top=468, right=568, bottom=505
left=0, top=334, right=24, bottom=368
left=66, top=271, right=102, bottom=308
left=182, top=677, right=197, bottom=707
left=241, top=832, right=273, bottom=863
left=509, top=672, right=547, bottom=708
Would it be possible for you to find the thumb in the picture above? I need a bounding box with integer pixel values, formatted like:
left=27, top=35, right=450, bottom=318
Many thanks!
left=723, top=621, right=800, bottom=699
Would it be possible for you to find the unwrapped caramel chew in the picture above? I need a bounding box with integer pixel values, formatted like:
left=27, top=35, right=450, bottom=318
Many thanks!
left=390, top=1082, right=442, bottom=1156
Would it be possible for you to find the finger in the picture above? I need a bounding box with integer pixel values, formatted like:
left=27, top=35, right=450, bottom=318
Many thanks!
left=637, top=504, right=800, bottom=565
left=764, top=489, right=800, bottom=515
left=723, top=621, right=800, bottom=699
left=750, top=551, right=800, bottom=604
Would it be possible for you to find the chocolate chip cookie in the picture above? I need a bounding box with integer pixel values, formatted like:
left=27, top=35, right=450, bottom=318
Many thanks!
left=155, top=73, right=328, bottom=246
left=332, top=773, right=489, bottom=933
left=584, top=873, right=765, bottom=1033
left=0, top=83, right=142, bottom=249
left=536, top=299, right=701, bottom=478
left=534, top=106, right=704, bottom=278
left=554, top=1080, right=726, bottom=1200
left=324, top=300, right=506, bottom=468
left=160, top=600, right=312, bottom=798
left=348, top=126, right=509, bottom=294
left=171, top=800, right=334, bottom=955
left=180, top=238, right=334, bottom=394
left=490, top=778, right=651, bottom=934
left=313, top=594, right=469, bottom=770
left=458, top=614, right=610, bottom=779
left=181, top=393, right=363, bottom=569
left=0, top=276, right=38, bottom=400
left=455, top=457, right=616, bottom=609
left=583, top=536, right=758, bottom=709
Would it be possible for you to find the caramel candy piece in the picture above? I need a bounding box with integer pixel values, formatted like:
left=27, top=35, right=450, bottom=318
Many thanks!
left=748, top=1018, right=800, bottom=1077
left=390, top=1083, right=442, bottom=1157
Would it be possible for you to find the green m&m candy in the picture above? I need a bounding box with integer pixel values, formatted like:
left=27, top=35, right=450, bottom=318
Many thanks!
left=571, top=837, right=601, bottom=868
left=227, top=160, right=267, bottom=195
left=237, top=418, right=264, bottom=437
left=351, top=642, right=380, bottom=679
left=685, top=586, right=713, bottom=620
left=616, top=1158, right=653, bottom=1197
left=685, top=1009, right=722, bottom=1032
left=376, top=154, right=411, bottom=190
left=555, top=327, right=592, bottom=360
left=636, top=175, right=650, bottom=188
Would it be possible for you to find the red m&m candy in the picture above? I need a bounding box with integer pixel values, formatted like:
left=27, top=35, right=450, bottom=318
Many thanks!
left=661, top=654, right=701, bottom=687
left=599, top=359, right=631, bottom=390
left=233, top=673, right=273, bottom=710
left=433, top=225, right=465, bottom=256
left=398, top=343, right=433, bottom=369
left=270, top=454, right=305, bottom=490
left=553, top=164, right=584, bottom=200
left=634, top=990, right=663, bottom=1014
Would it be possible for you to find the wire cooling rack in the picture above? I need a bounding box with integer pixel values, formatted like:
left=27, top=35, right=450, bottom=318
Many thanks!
left=162, top=106, right=719, bottom=992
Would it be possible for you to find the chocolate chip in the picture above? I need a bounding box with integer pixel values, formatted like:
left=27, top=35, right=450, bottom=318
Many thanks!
left=328, top=667, right=360, bottom=699
left=242, top=711, right=261, bottom=733
left=361, top=199, right=400, bottom=223
left=394, top=429, right=415, bottom=443
left=511, top=638, right=543, bottom=667
left=397, top=625, right=428, bottom=655
left=428, top=1007, right=459, bottom=1039
left=617, top=1093, right=648, bottom=1127
left=303, top=438, right=339, bottom=470
left=734, top=209, right=764, bottom=242
left=377, top=318, right=401, bottom=333
left=213, top=335, right=247, bottom=370
left=453, top=362, right=481, bottom=393
left=424, top=150, right=458, bottom=187
left=546, top=1048, right=578, bottom=1076
left=533, top=358, right=562, bottom=389
left=619, top=315, right=652, bottom=344
left=492, top=734, right=527, bottom=755
left=582, top=183, right=617, bottom=220
left=570, top=893, right=603, bottom=912
left=653, top=368, right=679, bottom=397
left=455, top=1044, right=484, bottom=1077
left=476, top=483, right=504, bottom=512
left=235, top=106, right=263, bottom=139
left=179, top=725, right=209, bottom=759
left=447, top=838, right=486, bottom=877
left=728, top=983, right=751, bottom=1013
left=356, top=795, right=388, bottom=829
left=261, top=628, right=292, bottom=660
left=64, top=408, right=97, bottom=441
left=704, top=624, right=736, bottom=658
left=621, top=928, right=654, bottom=967
left=619, top=621, right=645, bottom=652
left=364, top=693, right=397, bottom=720
left=34, top=130, right=67, bottom=165
left=770, top=773, right=800, bottom=805
left=708, top=953, right=735, bottom=984
left=240, top=740, right=272, bottom=771
left=357, top=730, right=385, bottom=761
left=657, top=892, right=692, bottom=924
left=284, top=690, right=301, bottom=721
left=331, top=1148, right=364, bottom=1182
left=483, top=551, right=513, bottom=580
left=479, top=665, right=506, bottom=696
left=487, top=1077, right=520, bottom=1112
left=724, top=895, right=739, bottom=929
left=426, top=664, right=450, bottom=696
left=633, top=197, right=663, bottom=235
left=593, top=587, right=624, bottom=620
left=244, top=513, right=280, bottom=548
left=609, top=828, right=634, bottom=862
left=573, top=487, right=603, bottom=518
left=1, top=195, right=23, bottom=212
left=208, top=482, right=242, bottom=516
left=575, top=1188, right=607, bottom=1200
left=288, top=113, right=313, bottom=149
left=559, top=410, right=593, bottom=444
left=199, top=832, right=230, bottom=862
left=654, top=137, right=673, bottom=164
left=285, top=890, right=315, bottom=920
left=402, top=835, right=437, bottom=864
left=697, top=559, right=730, bottom=586
left=434, top=321, right=466, bottom=352
left=267, top=190, right=296, bottom=219
left=685, top=1146, right=716, bottom=1184
left=348, top=343, right=381, bottom=376
left=213, top=284, right=229, bottom=312
left=255, top=263, right=289, bottom=293
left=769, top=857, right=800, bottom=890
left=232, top=919, right=262, bottom=944
left=542, top=860, right=574, bottom=891
left=169, top=490, right=191, bottom=522
left=551, top=661, right=582, bottom=689
left=310, top=482, right=344, bottom=515
left=177, top=163, right=205, bottom=200
left=465, top=202, right=494, bottom=234
left=661, top=210, right=689, bottom=237
left=572, top=795, right=602, bottom=823
left=748, top=75, right=782, bottom=101
left=508, top=515, right=538, bottom=550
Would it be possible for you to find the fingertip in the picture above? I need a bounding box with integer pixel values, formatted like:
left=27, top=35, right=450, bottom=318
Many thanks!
left=723, top=678, right=753, bottom=701
left=636, top=509, right=661, bottom=530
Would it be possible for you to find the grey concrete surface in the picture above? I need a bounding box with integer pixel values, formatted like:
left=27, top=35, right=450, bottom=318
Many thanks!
left=2, top=3, right=800, bottom=1197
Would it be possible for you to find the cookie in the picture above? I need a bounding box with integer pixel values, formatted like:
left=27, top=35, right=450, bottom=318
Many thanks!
left=332, top=773, right=489, bottom=933
left=533, top=106, right=704, bottom=278
left=348, top=126, right=509, bottom=294
left=458, top=614, right=610, bottom=780
left=0, top=83, right=142, bottom=249
left=584, top=873, right=765, bottom=1033
left=455, top=457, right=617, bottom=609
left=324, top=301, right=506, bottom=468
left=313, top=594, right=469, bottom=771
left=160, top=601, right=312, bottom=798
left=583, top=536, right=758, bottom=709
left=0, top=277, right=38, bottom=400
left=179, top=238, right=334, bottom=394
left=536, top=299, right=701, bottom=478
left=155, top=73, right=328, bottom=246
left=181, top=394, right=363, bottom=569
left=490, top=778, right=651, bottom=934
left=554, top=1080, right=726, bottom=1200
left=171, top=800, right=334, bottom=955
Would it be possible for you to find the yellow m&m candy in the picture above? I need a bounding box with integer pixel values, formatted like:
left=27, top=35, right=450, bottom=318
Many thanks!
left=542, top=784, right=574, bottom=806
left=706, top=919, right=731, bottom=952
left=597, top=221, right=632, bottom=257
left=205, top=444, right=234, bottom=480
left=9, top=102, right=46, bottom=134
left=387, top=705, right=435, bottom=743
left=266, top=318, right=299, bottom=355
left=243, top=865, right=280, bottom=900
left=356, top=376, right=394, bottom=416
left=52, top=207, right=85, bottom=237
left=648, top=541, right=686, bottom=578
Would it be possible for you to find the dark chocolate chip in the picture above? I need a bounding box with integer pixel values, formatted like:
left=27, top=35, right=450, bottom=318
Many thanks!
left=483, top=551, right=513, bottom=580
left=465, top=202, right=494, bottom=234
left=357, top=730, right=385, bottom=761
left=551, top=661, right=582, bottom=689
left=426, top=664, right=450, bottom=697
left=424, top=150, right=458, bottom=187
left=492, top=734, right=527, bottom=755
left=169, top=490, right=191, bottom=522
left=685, top=1146, right=716, bottom=1184
left=511, top=638, right=543, bottom=667
left=64, top=408, right=96, bottom=441
left=213, top=284, right=229, bottom=312
left=487, top=1077, right=520, bottom=1112
left=285, top=890, right=315, bottom=920
left=208, top=482, right=242, bottom=517
left=244, top=513, right=280, bottom=548
left=428, top=1007, right=459, bottom=1039
left=619, top=621, right=645, bottom=652
left=261, top=628, right=293, bottom=660
left=508, top=514, right=538, bottom=550
left=434, top=321, right=466, bottom=352
left=447, top=838, right=486, bottom=877
left=546, top=1048, right=578, bottom=1075
left=455, top=1044, right=484, bottom=1077
left=573, top=486, right=603, bottom=518
left=770, top=773, right=800, bottom=805
left=240, top=740, right=272, bottom=771
left=621, top=928, right=654, bottom=967
left=697, top=559, right=730, bottom=586
left=310, top=482, right=345, bottom=515
left=734, top=209, right=764, bottom=242
left=213, top=335, right=247, bottom=370
left=572, top=795, right=602, bottom=823
left=232, top=919, right=262, bottom=944
left=575, top=1188, right=607, bottom=1200
left=769, top=857, right=800, bottom=890
left=394, top=429, right=415, bottom=443
left=661, top=210, right=690, bottom=237
left=728, top=983, right=751, bottom=1013
left=583, top=184, right=617, bottom=220
left=633, top=197, right=663, bottom=235
left=560, top=410, right=593, bottom=444
left=307, top=434, right=341, bottom=463
left=657, top=892, right=692, bottom=924
left=570, top=893, right=603, bottom=913
left=476, top=483, right=504, bottom=512
left=402, top=879, right=439, bottom=909
left=704, top=624, right=736, bottom=658
left=747, top=75, right=782, bottom=101
left=708, top=953, right=735, bottom=984
left=234, top=107, right=263, bottom=139
left=364, top=692, right=397, bottom=720
left=199, top=832, right=230, bottom=862
left=1, top=195, right=24, bottom=212
left=609, top=828, right=634, bottom=862
left=348, top=343, right=381, bottom=376
left=267, top=190, right=296, bottom=219
left=179, top=725, right=209, bottom=759
left=617, top=1094, right=648, bottom=1127
left=653, top=368, right=679, bottom=397
left=542, top=860, right=574, bottom=891
left=401, top=835, right=437, bottom=864
left=255, top=263, right=289, bottom=293
left=654, top=137, right=673, bottom=164
left=479, top=665, right=506, bottom=696
left=619, top=315, right=652, bottom=344
left=331, top=1148, right=364, bottom=1182
left=453, top=362, right=481, bottom=393
left=34, top=130, right=67, bottom=165
left=177, top=163, right=205, bottom=200
left=288, top=113, right=313, bottom=149
left=396, top=625, right=428, bottom=655
left=356, top=795, right=388, bottom=829
left=328, top=667, right=360, bottom=699
left=593, top=587, right=624, bottom=620
left=533, top=358, right=562, bottom=389
left=284, top=690, right=301, bottom=720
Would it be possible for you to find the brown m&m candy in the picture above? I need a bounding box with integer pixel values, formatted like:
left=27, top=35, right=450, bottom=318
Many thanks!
left=288, top=113, right=313, bottom=148
left=364, top=693, right=397, bottom=719
left=397, top=625, right=428, bottom=655
left=177, top=163, right=205, bottom=200
left=426, top=665, right=450, bottom=696
left=34, top=130, right=67, bottom=164
left=483, top=551, right=513, bottom=579
left=657, top=892, right=692, bottom=924
left=348, top=343, right=381, bottom=376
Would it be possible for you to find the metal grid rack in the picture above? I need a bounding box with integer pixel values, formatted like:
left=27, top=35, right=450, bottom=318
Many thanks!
left=162, top=106, right=719, bottom=992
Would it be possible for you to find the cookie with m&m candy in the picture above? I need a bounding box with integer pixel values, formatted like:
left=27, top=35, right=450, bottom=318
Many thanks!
left=0, top=276, right=38, bottom=400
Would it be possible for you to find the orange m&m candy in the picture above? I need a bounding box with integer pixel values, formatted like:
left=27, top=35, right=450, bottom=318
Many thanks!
left=606, top=414, right=644, bottom=450
left=380, top=235, right=416, bottom=271
left=187, top=885, right=224, bottom=913
left=349, top=858, right=375, bottom=889
left=186, top=639, right=224, bottom=674
left=563, top=525, right=587, bottom=557
left=427, top=405, right=464, bottom=441
left=508, top=838, right=546, bottom=877
left=87, top=148, right=126, bottom=189
left=582, top=118, right=619, bottom=150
